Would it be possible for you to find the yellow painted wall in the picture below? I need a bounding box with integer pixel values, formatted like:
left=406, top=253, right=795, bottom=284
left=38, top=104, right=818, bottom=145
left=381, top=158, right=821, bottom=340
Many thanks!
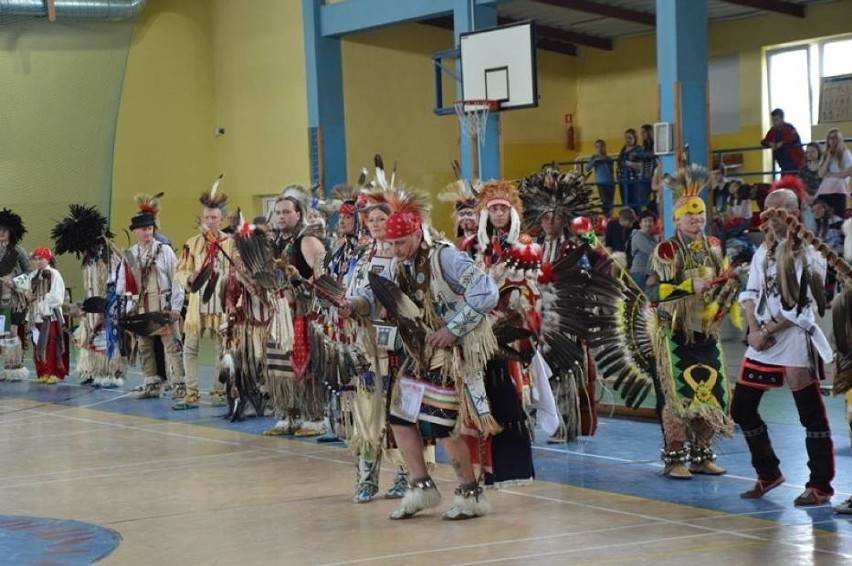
left=109, top=0, right=852, bottom=246
left=211, top=0, right=310, bottom=213
left=112, top=0, right=217, bottom=250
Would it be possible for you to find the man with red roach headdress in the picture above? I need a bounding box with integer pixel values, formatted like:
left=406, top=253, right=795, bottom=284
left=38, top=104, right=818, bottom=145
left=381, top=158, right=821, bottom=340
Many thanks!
left=364, top=186, right=500, bottom=520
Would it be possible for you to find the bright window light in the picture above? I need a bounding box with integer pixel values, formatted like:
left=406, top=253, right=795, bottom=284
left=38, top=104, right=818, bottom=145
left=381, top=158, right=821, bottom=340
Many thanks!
left=768, top=48, right=811, bottom=143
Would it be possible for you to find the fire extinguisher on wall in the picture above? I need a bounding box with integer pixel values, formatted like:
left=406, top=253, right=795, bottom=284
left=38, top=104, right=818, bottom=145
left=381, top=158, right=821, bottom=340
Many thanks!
left=565, top=113, right=575, bottom=151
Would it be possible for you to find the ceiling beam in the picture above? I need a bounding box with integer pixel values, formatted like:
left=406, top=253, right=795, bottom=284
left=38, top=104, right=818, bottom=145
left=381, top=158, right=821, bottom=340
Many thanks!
left=421, top=16, right=577, bottom=56
left=536, top=37, right=578, bottom=56
left=532, top=0, right=655, bottom=27
left=498, top=15, right=612, bottom=50
left=718, top=0, right=805, bottom=18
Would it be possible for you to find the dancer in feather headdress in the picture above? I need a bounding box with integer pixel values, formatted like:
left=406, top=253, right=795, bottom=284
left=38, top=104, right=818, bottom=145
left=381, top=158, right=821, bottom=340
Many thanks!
left=438, top=161, right=479, bottom=256
left=470, top=179, right=538, bottom=487
left=116, top=206, right=186, bottom=400
left=355, top=183, right=499, bottom=520
left=648, top=165, right=735, bottom=479
left=172, top=175, right=238, bottom=410
left=733, top=177, right=835, bottom=505
left=263, top=184, right=328, bottom=435
left=0, top=209, right=32, bottom=381
left=51, top=204, right=126, bottom=386
left=338, top=171, right=436, bottom=503
left=518, top=167, right=602, bottom=442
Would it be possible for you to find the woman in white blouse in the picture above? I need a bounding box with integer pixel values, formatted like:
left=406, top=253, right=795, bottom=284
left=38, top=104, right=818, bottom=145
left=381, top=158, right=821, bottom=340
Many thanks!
left=816, top=128, right=852, bottom=215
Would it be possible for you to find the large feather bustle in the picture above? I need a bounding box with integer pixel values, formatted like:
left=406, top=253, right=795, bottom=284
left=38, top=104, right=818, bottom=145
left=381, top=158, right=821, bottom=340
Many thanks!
left=134, top=192, right=164, bottom=219
left=518, top=169, right=600, bottom=232
left=538, top=245, right=655, bottom=409
left=233, top=226, right=277, bottom=290
left=664, top=164, right=708, bottom=201
left=200, top=174, right=227, bottom=209
left=51, top=204, right=112, bottom=259
left=0, top=208, right=26, bottom=247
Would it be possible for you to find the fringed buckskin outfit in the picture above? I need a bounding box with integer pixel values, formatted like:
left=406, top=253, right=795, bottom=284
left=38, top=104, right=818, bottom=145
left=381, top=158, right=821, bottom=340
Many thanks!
left=172, top=177, right=237, bottom=409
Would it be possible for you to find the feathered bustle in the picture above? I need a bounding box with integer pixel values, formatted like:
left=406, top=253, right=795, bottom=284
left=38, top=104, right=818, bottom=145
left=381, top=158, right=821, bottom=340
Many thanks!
left=0, top=209, right=26, bottom=247
left=518, top=168, right=600, bottom=232
left=51, top=204, right=112, bottom=259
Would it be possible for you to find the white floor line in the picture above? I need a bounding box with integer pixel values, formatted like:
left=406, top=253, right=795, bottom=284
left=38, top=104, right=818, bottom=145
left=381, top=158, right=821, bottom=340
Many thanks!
left=8, top=401, right=852, bottom=563
left=313, top=521, right=672, bottom=566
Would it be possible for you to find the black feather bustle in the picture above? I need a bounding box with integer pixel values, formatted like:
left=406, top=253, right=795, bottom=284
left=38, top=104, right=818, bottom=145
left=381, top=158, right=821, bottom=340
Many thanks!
left=518, top=168, right=601, bottom=233
left=51, top=204, right=112, bottom=260
left=0, top=208, right=26, bottom=247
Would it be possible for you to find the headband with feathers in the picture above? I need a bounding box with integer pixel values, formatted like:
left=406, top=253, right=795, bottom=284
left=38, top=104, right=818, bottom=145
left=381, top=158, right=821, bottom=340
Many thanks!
left=518, top=168, right=600, bottom=232
left=51, top=204, right=112, bottom=259
left=663, top=164, right=708, bottom=201
left=475, top=180, right=523, bottom=250
left=200, top=174, right=227, bottom=209
left=664, top=164, right=708, bottom=219
left=0, top=208, right=26, bottom=247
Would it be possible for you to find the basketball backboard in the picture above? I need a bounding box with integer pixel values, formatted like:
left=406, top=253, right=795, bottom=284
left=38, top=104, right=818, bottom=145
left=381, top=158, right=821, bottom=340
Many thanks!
left=459, top=20, right=538, bottom=110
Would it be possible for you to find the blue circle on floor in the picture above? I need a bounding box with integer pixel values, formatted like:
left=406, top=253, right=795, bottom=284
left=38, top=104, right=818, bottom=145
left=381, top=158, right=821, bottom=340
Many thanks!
left=0, top=515, right=120, bottom=565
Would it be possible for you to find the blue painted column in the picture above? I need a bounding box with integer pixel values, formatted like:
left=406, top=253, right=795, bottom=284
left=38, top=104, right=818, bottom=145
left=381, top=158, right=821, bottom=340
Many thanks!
left=655, top=0, right=708, bottom=238
left=303, top=0, right=347, bottom=190
left=454, top=1, right=500, bottom=182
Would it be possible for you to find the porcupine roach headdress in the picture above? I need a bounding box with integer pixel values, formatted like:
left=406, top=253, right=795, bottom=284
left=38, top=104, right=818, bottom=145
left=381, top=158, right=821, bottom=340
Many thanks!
left=664, top=163, right=708, bottom=220
left=518, top=167, right=600, bottom=232
left=51, top=204, right=113, bottom=260
left=475, top=179, right=523, bottom=251
left=0, top=208, right=26, bottom=248
left=199, top=174, right=227, bottom=209
left=384, top=186, right=433, bottom=242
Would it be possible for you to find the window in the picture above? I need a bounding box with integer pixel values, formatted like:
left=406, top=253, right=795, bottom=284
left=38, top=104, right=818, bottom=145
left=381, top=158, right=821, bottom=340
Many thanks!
left=766, top=34, right=852, bottom=129
left=767, top=48, right=811, bottom=143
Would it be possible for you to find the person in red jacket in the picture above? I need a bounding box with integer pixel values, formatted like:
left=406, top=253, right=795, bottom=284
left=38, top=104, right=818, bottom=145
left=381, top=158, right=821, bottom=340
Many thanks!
left=761, top=108, right=805, bottom=174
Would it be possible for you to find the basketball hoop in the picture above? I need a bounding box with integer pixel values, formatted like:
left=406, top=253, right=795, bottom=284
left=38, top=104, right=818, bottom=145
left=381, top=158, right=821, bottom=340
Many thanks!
left=454, top=99, right=498, bottom=142
left=455, top=99, right=498, bottom=180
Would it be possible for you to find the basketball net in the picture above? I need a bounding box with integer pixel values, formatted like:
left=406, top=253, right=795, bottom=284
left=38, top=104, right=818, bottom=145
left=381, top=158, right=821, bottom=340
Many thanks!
left=454, top=100, right=496, bottom=181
